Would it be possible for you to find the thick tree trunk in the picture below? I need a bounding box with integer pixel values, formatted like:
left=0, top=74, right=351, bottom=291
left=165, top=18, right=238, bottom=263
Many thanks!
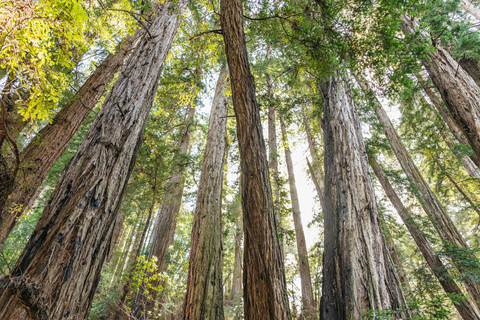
left=369, top=154, right=480, bottom=320
left=301, top=107, right=325, bottom=211
left=220, top=0, right=291, bottom=318
left=132, top=105, right=195, bottom=317
left=182, top=67, right=229, bottom=320
left=266, top=66, right=284, bottom=260
left=401, top=14, right=480, bottom=168
left=279, top=115, right=316, bottom=319
left=459, top=58, right=480, bottom=86
left=229, top=211, right=243, bottom=301
left=355, top=72, right=480, bottom=311
left=460, top=0, right=480, bottom=22
left=416, top=73, right=480, bottom=174
left=0, top=3, right=186, bottom=319
left=320, top=74, right=410, bottom=320
left=0, top=33, right=140, bottom=248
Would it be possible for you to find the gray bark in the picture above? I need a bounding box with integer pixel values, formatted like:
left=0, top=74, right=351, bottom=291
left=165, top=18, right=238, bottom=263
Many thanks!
left=266, top=63, right=284, bottom=260
left=320, top=73, right=410, bottom=320
left=279, top=115, right=316, bottom=319
left=301, top=107, right=325, bottom=211
left=461, top=0, right=480, bottom=22
left=0, top=2, right=186, bottom=318
left=182, top=67, right=229, bottom=320
left=401, top=14, right=480, bottom=168
left=229, top=211, right=243, bottom=301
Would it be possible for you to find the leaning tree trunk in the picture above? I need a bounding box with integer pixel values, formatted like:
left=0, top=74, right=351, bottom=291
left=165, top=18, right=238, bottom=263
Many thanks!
left=132, top=104, right=196, bottom=317
left=220, top=0, right=291, bottom=318
left=355, top=72, right=480, bottom=311
left=369, top=154, right=480, bottom=320
left=182, top=67, right=229, bottom=320
left=0, top=33, right=140, bottom=248
left=459, top=58, right=480, bottom=86
left=279, top=115, right=316, bottom=319
left=301, top=107, right=325, bottom=211
left=401, top=14, right=480, bottom=168
left=320, top=73, right=410, bottom=320
left=0, top=2, right=186, bottom=319
left=416, top=73, right=480, bottom=174
left=460, top=0, right=480, bottom=22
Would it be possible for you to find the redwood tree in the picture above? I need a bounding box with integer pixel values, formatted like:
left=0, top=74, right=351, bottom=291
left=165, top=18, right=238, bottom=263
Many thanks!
left=0, top=2, right=187, bottom=318
left=182, top=67, right=229, bottom=319
left=0, top=33, right=140, bottom=248
left=320, top=73, right=410, bottom=319
left=220, top=0, right=291, bottom=317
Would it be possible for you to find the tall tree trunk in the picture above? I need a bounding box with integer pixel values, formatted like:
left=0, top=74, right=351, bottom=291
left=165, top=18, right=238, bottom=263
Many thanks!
left=113, top=191, right=156, bottom=320
left=266, top=57, right=284, bottom=259
left=369, top=154, right=480, bottom=320
left=0, top=33, right=140, bottom=248
left=440, top=131, right=480, bottom=178
left=401, top=14, right=480, bottom=168
left=182, top=67, right=229, bottom=320
left=435, top=158, right=480, bottom=218
left=279, top=115, right=316, bottom=319
left=133, top=105, right=196, bottom=317
left=301, top=107, right=325, bottom=211
left=416, top=73, right=480, bottom=174
left=459, top=58, right=480, bottom=86
left=460, top=0, right=480, bottom=22
left=112, top=223, right=137, bottom=285
left=0, top=3, right=186, bottom=318
left=320, top=73, right=410, bottom=320
left=229, top=210, right=243, bottom=301
left=220, top=0, right=291, bottom=318
left=355, top=72, right=480, bottom=311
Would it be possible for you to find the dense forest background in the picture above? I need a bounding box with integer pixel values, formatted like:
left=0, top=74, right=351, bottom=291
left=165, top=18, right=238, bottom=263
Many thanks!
left=2, top=0, right=480, bottom=319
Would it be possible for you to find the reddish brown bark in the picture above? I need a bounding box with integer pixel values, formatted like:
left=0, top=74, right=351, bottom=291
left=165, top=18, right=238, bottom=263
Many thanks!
left=0, top=33, right=140, bottom=248
left=0, top=2, right=186, bottom=318
left=220, top=0, right=291, bottom=317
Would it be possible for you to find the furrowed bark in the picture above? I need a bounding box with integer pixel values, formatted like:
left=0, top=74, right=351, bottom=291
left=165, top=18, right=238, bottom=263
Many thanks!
left=279, top=115, right=316, bottom=319
left=182, top=67, right=228, bottom=320
left=220, top=0, right=291, bottom=318
left=320, top=74, right=410, bottom=320
left=416, top=73, right=480, bottom=174
left=355, top=72, right=480, bottom=311
left=0, top=2, right=186, bottom=319
left=0, top=33, right=141, bottom=248
left=459, top=58, right=480, bottom=86
left=369, top=154, right=480, bottom=320
left=401, top=14, right=480, bottom=168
